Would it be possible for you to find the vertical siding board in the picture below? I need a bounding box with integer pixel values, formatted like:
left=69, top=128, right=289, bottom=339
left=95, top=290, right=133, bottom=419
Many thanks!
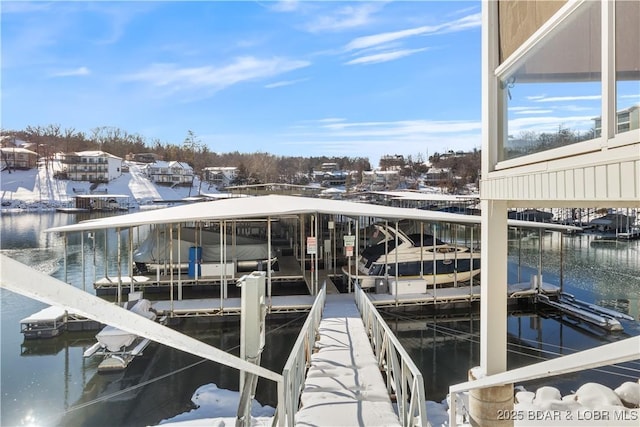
left=541, top=173, right=549, bottom=200
left=557, top=171, right=566, bottom=200
left=595, top=165, right=607, bottom=199
left=575, top=168, right=585, bottom=199
left=584, top=167, right=595, bottom=199
left=565, top=169, right=574, bottom=200
left=607, top=163, right=621, bottom=200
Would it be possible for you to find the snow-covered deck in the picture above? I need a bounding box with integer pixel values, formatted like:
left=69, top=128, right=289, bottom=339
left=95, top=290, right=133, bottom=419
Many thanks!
left=295, top=294, right=401, bottom=426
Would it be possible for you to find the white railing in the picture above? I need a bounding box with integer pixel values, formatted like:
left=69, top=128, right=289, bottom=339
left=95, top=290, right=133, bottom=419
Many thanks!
left=355, top=284, right=427, bottom=427
left=448, top=335, right=640, bottom=426
left=279, top=283, right=327, bottom=427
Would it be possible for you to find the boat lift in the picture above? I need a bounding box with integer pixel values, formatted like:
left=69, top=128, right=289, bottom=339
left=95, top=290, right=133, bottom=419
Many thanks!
left=536, top=292, right=634, bottom=332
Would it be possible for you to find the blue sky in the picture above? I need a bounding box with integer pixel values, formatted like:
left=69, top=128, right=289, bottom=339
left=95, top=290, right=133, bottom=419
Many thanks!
left=1, top=1, right=483, bottom=165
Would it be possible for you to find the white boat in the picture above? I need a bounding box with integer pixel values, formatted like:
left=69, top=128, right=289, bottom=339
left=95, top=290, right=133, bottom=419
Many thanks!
left=85, top=299, right=158, bottom=371
left=342, top=224, right=481, bottom=291
left=133, top=226, right=278, bottom=274
left=95, top=299, right=156, bottom=351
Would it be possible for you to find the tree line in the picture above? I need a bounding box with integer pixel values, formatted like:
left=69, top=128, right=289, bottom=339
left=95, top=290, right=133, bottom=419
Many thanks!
left=1, top=125, right=372, bottom=185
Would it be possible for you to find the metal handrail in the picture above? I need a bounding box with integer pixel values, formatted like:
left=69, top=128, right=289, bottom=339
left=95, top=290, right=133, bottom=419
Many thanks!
left=354, top=284, right=427, bottom=427
left=278, top=283, right=327, bottom=427
left=448, top=335, right=640, bottom=426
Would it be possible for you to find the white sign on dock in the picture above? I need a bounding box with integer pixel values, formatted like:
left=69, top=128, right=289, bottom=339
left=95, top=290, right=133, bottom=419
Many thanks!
left=343, top=235, right=355, bottom=247
left=306, top=237, right=317, bottom=254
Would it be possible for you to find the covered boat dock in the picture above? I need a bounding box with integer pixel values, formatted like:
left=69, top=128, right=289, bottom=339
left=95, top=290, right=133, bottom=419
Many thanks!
left=45, top=194, right=580, bottom=316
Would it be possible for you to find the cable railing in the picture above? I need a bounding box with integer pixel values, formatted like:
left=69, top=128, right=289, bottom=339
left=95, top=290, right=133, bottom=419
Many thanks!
left=448, top=335, right=640, bottom=426
left=278, top=283, right=327, bottom=427
left=354, top=284, right=427, bottom=427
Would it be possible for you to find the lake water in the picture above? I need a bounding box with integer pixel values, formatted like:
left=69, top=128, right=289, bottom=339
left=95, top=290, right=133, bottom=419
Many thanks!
left=1, top=212, right=639, bottom=426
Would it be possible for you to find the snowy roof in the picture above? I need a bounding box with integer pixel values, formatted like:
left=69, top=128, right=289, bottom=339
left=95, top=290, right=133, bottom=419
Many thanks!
left=149, top=160, right=193, bottom=169
left=75, top=194, right=130, bottom=199
left=69, top=150, right=122, bottom=160
left=203, top=166, right=237, bottom=171
left=0, top=147, right=38, bottom=155
left=45, top=194, right=581, bottom=234
left=369, top=191, right=479, bottom=202
left=169, top=161, right=192, bottom=169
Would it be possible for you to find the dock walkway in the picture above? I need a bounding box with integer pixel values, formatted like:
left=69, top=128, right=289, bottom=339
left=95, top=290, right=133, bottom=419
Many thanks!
left=295, top=294, right=400, bottom=426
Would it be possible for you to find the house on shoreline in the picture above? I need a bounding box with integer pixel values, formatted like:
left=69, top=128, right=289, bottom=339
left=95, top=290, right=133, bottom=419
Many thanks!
left=0, top=147, right=38, bottom=170
left=59, top=151, right=123, bottom=183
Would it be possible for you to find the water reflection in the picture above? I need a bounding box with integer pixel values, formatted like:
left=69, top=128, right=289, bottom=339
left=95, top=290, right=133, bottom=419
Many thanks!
left=385, top=308, right=640, bottom=402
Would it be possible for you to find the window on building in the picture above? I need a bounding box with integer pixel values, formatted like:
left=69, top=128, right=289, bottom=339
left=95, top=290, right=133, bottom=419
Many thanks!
left=615, top=1, right=639, bottom=135
left=500, top=1, right=601, bottom=160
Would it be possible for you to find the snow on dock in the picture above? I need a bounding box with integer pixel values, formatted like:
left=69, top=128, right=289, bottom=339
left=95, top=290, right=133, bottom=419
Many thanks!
left=295, top=294, right=401, bottom=427
left=20, top=306, right=101, bottom=338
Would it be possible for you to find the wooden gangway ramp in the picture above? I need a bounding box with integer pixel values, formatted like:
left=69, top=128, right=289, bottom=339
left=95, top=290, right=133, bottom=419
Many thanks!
left=295, top=294, right=401, bottom=427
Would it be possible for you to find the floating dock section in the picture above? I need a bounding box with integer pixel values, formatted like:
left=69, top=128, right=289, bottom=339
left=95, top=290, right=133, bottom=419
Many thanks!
left=20, top=306, right=101, bottom=338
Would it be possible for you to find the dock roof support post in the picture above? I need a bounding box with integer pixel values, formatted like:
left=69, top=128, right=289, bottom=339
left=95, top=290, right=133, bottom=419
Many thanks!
left=178, top=224, right=182, bottom=301
left=117, top=227, right=122, bottom=305
left=480, top=199, right=508, bottom=375
left=268, top=216, right=272, bottom=306
left=64, top=233, right=68, bottom=285
left=394, top=220, right=399, bottom=306
left=170, top=226, right=174, bottom=312
left=104, top=228, right=108, bottom=282
left=129, top=227, right=134, bottom=294
left=314, top=213, right=318, bottom=295
left=80, top=232, right=85, bottom=292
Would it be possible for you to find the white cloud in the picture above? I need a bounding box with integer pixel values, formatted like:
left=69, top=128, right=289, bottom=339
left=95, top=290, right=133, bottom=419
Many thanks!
left=345, top=13, right=480, bottom=51
left=533, top=95, right=601, bottom=103
left=317, top=118, right=346, bottom=123
left=285, top=119, right=481, bottom=144
left=305, top=3, right=384, bottom=33
left=277, top=118, right=482, bottom=165
left=508, top=115, right=595, bottom=134
left=345, top=48, right=429, bottom=65
left=514, top=109, right=554, bottom=115
left=557, top=105, right=595, bottom=112
left=50, top=67, right=91, bottom=77
left=124, top=56, right=310, bottom=95
left=346, top=26, right=435, bottom=51
left=264, top=78, right=309, bottom=89
left=269, top=0, right=300, bottom=13
left=0, top=2, right=52, bottom=13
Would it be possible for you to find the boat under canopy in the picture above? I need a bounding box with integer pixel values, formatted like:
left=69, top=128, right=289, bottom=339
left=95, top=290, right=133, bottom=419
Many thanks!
left=343, top=224, right=481, bottom=291
left=133, top=226, right=277, bottom=273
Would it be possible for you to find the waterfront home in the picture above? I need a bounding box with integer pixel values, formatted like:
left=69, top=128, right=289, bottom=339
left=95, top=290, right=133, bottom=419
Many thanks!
left=450, top=1, right=640, bottom=424
left=127, top=152, right=163, bottom=163
left=60, top=150, right=123, bottom=182
left=202, top=166, right=238, bottom=188
left=145, top=160, right=194, bottom=186
left=0, top=147, right=38, bottom=170
left=361, top=169, right=401, bottom=191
